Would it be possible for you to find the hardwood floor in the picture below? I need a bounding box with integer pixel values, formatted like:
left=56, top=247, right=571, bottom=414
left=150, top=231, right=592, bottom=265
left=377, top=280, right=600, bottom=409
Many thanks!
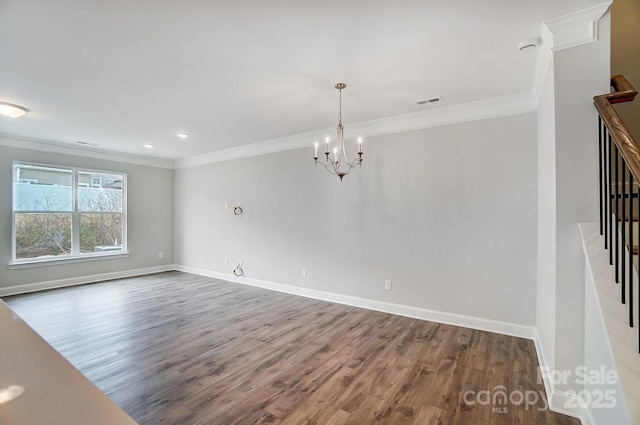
left=4, top=272, right=578, bottom=425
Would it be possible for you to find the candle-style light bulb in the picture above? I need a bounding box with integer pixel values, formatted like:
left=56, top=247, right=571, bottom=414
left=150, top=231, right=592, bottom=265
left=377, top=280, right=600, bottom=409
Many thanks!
left=358, top=137, right=363, bottom=153
left=314, top=142, right=318, bottom=158
left=325, top=136, right=330, bottom=153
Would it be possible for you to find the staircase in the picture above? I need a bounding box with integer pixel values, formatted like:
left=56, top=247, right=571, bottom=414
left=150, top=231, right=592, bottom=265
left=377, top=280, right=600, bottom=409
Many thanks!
left=590, top=74, right=640, bottom=423
left=596, top=75, right=639, bottom=338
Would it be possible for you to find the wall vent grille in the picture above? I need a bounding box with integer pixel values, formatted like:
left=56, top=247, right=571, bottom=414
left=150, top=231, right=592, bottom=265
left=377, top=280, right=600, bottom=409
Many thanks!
left=416, top=96, right=443, bottom=105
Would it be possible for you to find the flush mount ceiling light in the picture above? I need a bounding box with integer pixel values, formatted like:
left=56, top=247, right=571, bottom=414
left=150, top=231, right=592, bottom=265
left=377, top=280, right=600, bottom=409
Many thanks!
left=0, top=102, right=28, bottom=118
left=144, top=144, right=154, bottom=149
left=177, top=132, right=189, bottom=139
left=0, top=385, right=25, bottom=404
left=313, top=83, right=363, bottom=182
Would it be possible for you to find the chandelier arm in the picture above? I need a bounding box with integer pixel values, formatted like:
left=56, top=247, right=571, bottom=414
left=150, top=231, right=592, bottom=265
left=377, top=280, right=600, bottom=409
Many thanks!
left=314, top=156, right=362, bottom=180
left=315, top=158, right=340, bottom=174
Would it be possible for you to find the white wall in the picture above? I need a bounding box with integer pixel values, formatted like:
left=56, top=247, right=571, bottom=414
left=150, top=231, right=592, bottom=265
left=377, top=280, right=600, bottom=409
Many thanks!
left=175, top=113, right=538, bottom=327
left=552, top=11, right=611, bottom=400
left=0, top=142, right=175, bottom=292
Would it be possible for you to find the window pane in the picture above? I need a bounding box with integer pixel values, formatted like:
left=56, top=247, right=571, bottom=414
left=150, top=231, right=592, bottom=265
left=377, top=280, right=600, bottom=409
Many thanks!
left=78, top=172, right=123, bottom=212
left=80, top=213, right=123, bottom=253
left=15, top=213, right=72, bottom=259
left=13, top=166, right=72, bottom=212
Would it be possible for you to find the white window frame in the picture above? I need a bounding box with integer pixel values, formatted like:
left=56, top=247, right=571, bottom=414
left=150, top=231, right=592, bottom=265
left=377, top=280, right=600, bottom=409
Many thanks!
left=10, top=161, right=128, bottom=268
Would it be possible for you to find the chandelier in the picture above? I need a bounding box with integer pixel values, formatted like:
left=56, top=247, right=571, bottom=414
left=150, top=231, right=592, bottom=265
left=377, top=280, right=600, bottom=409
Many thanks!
left=313, top=83, right=363, bottom=181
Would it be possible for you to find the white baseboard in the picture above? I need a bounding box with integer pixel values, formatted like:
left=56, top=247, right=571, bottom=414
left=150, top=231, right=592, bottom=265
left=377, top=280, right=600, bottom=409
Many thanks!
left=532, top=329, right=585, bottom=421
left=581, top=405, right=596, bottom=425
left=175, top=264, right=536, bottom=340
left=0, top=265, right=175, bottom=297
left=550, top=390, right=583, bottom=419
left=532, top=328, right=555, bottom=404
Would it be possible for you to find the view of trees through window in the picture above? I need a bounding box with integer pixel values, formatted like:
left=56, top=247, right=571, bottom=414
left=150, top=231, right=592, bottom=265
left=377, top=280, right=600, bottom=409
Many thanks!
left=13, top=163, right=126, bottom=260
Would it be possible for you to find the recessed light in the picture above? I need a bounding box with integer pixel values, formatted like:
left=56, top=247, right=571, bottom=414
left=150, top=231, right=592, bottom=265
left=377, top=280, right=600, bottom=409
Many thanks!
left=177, top=132, right=188, bottom=139
left=0, top=102, right=28, bottom=118
left=144, top=144, right=154, bottom=149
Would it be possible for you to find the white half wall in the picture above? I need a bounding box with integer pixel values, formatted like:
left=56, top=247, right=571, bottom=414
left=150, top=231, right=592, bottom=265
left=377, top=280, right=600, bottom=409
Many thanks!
left=580, top=223, right=634, bottom=425
left=174, top=113, right=538, bottom=327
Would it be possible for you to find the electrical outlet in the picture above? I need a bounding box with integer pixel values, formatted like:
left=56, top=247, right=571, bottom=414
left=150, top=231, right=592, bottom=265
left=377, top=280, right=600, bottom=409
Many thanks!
left=158, top=252, right=164, bottom=259
left=301, top=268, right=307, bottom=277
left=224, top=257, right=229, bottom=265
left=384, top=280, right=392, bottom=290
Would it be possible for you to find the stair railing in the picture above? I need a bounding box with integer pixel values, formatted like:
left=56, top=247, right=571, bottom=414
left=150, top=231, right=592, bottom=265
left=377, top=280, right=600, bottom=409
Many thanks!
left=594, top=75, right=639, bottom=351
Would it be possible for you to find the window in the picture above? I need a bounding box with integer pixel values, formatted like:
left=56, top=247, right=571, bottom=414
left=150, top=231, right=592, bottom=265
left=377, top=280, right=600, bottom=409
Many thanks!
left=12, top=162, right=127, bottom=264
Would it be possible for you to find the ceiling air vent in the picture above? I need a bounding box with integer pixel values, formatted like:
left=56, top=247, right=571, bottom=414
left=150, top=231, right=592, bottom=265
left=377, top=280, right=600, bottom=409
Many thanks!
left=416, top=96, right=443, bottom=105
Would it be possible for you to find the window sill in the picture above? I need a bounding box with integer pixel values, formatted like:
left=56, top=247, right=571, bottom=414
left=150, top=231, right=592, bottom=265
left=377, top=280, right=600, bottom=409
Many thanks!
left=8, top=252, right=130, bottom=270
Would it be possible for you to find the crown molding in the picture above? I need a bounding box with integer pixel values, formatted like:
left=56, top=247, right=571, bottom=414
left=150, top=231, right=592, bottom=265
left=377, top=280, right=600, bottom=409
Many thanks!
left=543, top=1, right=612, bottom=52
left=174, top=91, right=538, bottom=169
left=530, top=1, right=611, bottom=107
left=0, top=133, right=174, bottom=169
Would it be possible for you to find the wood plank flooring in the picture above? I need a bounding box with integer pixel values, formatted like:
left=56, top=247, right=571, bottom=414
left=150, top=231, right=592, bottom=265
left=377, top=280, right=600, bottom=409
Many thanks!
left=4, top=272, right=579, bottom=425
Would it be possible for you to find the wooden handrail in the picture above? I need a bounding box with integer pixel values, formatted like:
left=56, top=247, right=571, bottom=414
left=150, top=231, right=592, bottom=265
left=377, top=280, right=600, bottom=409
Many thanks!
left=594, top=75, right=639, bottom=181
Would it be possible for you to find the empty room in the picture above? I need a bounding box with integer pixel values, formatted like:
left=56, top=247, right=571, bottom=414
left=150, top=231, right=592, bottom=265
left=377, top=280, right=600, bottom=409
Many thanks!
left=1, top=0, right=638, bottom=424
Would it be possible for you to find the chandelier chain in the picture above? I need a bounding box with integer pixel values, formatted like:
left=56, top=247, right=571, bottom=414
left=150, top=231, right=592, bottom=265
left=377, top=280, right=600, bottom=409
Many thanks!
left=339, top=86, right=342, bottom=123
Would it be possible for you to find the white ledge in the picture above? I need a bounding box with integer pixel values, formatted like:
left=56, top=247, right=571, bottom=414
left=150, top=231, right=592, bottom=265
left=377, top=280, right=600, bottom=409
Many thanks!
left=9, top=252, right=130, bottom=270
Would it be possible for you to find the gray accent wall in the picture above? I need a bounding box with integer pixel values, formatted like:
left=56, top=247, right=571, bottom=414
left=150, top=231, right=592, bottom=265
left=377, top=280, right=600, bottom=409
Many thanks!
left=175, top=113, right=538, bottom=326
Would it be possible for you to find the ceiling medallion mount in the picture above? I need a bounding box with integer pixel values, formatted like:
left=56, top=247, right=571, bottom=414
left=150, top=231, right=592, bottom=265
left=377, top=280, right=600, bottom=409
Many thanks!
left=313, top=83, right=363, bottom=182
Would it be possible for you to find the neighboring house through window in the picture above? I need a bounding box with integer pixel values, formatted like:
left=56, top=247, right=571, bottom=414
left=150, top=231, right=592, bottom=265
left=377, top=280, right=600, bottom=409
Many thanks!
left=12, top=162, right=127, bottom=263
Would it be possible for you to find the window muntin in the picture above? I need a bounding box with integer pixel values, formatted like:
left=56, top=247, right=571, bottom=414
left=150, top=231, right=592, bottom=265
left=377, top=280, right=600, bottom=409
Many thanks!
left=12, top=162, right=127, bottom=263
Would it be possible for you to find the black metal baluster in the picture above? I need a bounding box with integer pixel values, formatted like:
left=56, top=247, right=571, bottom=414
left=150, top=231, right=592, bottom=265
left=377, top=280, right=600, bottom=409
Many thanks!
left=609, top=133, right=614, bottom=264
left=632, top=178, right=636, bottom=328
left=628, top=168, right=634, bottom=307
left=599, top=117, right=604, bottom=236
left=622, top=167, right=627, bottom=296
left=615, top=145, right=620, bottom=283
left=605, top=130, right=610, bottom=251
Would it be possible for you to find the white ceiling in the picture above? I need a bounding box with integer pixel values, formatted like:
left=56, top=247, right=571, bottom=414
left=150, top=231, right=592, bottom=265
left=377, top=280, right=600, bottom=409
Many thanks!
left=0, top=0, right=602, bottom=161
